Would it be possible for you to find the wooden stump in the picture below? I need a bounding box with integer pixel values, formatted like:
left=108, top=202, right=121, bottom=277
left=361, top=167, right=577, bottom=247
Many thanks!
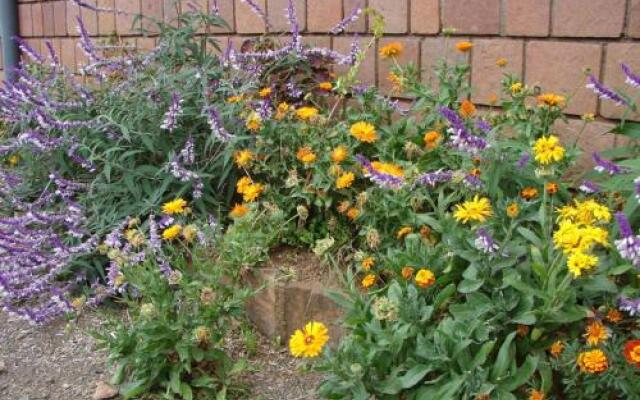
left=244, top=247, right=344, bottom=345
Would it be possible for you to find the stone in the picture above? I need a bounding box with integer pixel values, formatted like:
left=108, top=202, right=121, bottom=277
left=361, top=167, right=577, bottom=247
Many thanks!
left=421, top=37, right=470, bottom=90
left=52, top=1, right=68, bottom=37
left=442, top=0, right=500, bottom=35
left=526, top=41, right=602, bottom=115
left=504, top=0, right=550, bottom=37
left=235, top=0, right=267, bottom=33
left=369, top=0, right=408, bottom=34
left=97, top=0, right=116, bottom=35
left=601, top=43, right=640, bottom=120
left=554, top=119, right=616, bottom=174
left=411, top=0, right=439, bottom=34
left=629, top=0, right=640, bottom=38
left=92, top=381, right=118, bottom=400
left=344, top=0, right=367, bottom=33
left=552, top=0, right=626, bottom=38
left=307, top=0, right=342, bottom=33
left=268, top=0, right=306, bottom=32
left=114, top=0, right=140, bottom=35
left=0, top=360, right=6, bottom=373
left=471, top=39, right=524, bottom=105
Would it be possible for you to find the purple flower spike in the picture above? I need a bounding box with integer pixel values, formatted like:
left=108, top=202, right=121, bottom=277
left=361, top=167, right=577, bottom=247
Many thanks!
left=619, top=296, right=640, bottom=316
left=464, top=174, right=483, bottom=190
left=516, top=152, right=530, bottom=169
left=330, top=3, right=363, bottom=34
left=414, top=169, right=453, bottom=188
left=614, top=212, right=640, bottom=268
left=355, top=154, right=405, bottom=190
left=240, top=0, right=271, bottom=28
left=586, top=75, right=628, bottom=106
left=592, top=152, right=630, bottom=175
left=475, top=228, right=499, bottom=254
left=622, top=64, right=640, bottom=88
left=634, top=177, right=640, bottom=202
left=439, top=106, right=489, bottom=155
left=205, top=105, right=233, bottom=142
left=161, top=92, right=183, bottom=132
left=579, top=180, right=600, bottom=194
left=475, top=119, right=492, bottom=134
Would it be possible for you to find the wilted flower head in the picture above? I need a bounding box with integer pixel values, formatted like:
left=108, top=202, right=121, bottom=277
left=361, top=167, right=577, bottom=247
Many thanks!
left=372, top=296, right=399, bottom=321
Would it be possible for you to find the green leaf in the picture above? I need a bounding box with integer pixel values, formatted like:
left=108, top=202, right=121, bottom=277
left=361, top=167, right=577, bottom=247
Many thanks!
left=609, top=264, right=634, bottom=275
left=457, top=279, right=484, bottom=293
left=516, top=227, right=542, bottom=248
left=491, top=332, right=516, bottom=381
left=180, top=383, right=194, bottom=400
left=416, top=375, right=464, bottom=400
left=611, top=121, right=640, bottom=139
left=502, top=355, right=539, bottom=391
left=120, top=380, right=147, bottom=399
left=400, top=365, right=433, bottom=389
left=433, top=283, right=456, bottom=311
left=469, top=340, right=496, bottom=369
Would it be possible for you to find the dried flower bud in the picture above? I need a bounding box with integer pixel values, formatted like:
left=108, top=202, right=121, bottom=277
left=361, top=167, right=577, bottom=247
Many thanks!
left=200, top=287, right=216, bottom=305
left=194, top=326, right=211, bottom=345
left=365, top=228, right=381, bottom=249
left=296, top=205, right=309, bottom=221
left=167, top=270, right=183, bottom=286
left=140, top=303, right=155, bottom=318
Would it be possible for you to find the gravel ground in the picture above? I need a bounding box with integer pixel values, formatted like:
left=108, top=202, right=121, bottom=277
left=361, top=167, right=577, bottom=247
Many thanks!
left=0, top=310, right=323, bottom=400
left=0, top=312, right=110, bottom=400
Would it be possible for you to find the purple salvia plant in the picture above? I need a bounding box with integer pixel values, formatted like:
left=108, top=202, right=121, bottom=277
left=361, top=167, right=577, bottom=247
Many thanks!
left=240, top=0, right=271, bottom=29
left=516, top=152, right=530, bottom=169
left=475, top=118, right=492, bottom=134
left=439, top=106, right=489, bottom=155
left=474, top=228, right=499, bottom=254
left=160, top=92, right=183, bottom=132
left=622, top=64, right=640, bottom=88
left=592, top=152, right=630, bottom=175
left=619, top=296, right=640, bottom=316
left=579, top=180, right=600, bottom=194
left=355, top=154, right=405, bottom=190
left=76, top=16, right=102, bottom=63
left=586, top=75, right=629, bottom=106
left=286, top=0, right=302, bottom=54
left=330, top=3, right=363, bottom=34
left=614, top=211, right=640, bottom=268
left=464, top=174, right=484, bottom=190
left=205, top=105, right=233, bottom=142
left=414, top=169, right=453, bottom=187
left=13, top=36, right=45, bottom=63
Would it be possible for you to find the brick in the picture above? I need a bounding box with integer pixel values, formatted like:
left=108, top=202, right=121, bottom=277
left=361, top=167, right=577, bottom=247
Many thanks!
left=210, top=0, right=235, bottom=33
left=411, top=0, right=439, bottom=34
left=53, top=1, right=67, bottom=36
left=378, top=37, right=420, bottom=95
left=526, top=41, right=602, bottom=115
left=81, top=0, right=99, bottom=35
left=75, top=38, right=89, bottom=69
left=555, top=119, right=616, bottom=172
left=421, top=37, right=469, bottom=88
left=115, top=0, right=141, bottom=35
left=136, top=37, right=156, bottom=51
left=18, top=4, right=33, bottom=37
left=552, top=0, right=625, bottom=38
left=504, top=0, right=550, bottom=37
left=601, top=43, right=640, bottom=120
left=25, top=39, right=43, bottom=57
left=442, top=0, right=500, bottom=35
left=302, top=35, right=331, bottom=49
left=235, top=0, right=267, bottom=33
left=97, top=0, right=116, bottom=35
left=471, top=39, right=524, bottom=105
left=66, top=1, right=80, bottom=37
left=164, top=0, right=180, bottom=24
left=369, top=0, right=408, bottom=34
left=140, top=0, right=163, bottom=34
left=629, top=0, right=640, bottom=38
left=60, top=38, right=76, bottom=72
left=42, top=2, right=55, bottom=37
left=31, top=3, right=43, bottom=37
left=267, top=0, right=305, bottom=32
left=334, top=36, right=376, bottom=87
left=187, top=0, right=210, bottom=33
left=344, top=0, right=366, bottom=33
left=307, top=0, right=342, bottom=33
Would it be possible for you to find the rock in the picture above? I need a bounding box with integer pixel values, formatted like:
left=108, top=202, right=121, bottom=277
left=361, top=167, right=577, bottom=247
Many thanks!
left=0, top=360, right=6, bottom=373
left=92, top=381, right=118, bottom=400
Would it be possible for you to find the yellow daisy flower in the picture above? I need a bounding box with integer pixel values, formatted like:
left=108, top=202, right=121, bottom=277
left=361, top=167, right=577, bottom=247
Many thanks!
left=350, top=121, right=378, bottom=143
left=162, top=224, right=182, bottom=240
left=379, top=42, right=403, bottom=58
left=336, top=172, right=355, bottom=189
left=162, top=198, right=188, bottom=215
left=453, top=195, right=493, bottom=224
left=289, top=321, right=329, bottom=358
left=533, top=135, right=565, bottom=165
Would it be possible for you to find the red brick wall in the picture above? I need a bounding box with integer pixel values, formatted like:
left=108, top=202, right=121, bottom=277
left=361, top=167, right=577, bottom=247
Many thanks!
left=6, top=0, right=640, bottom=152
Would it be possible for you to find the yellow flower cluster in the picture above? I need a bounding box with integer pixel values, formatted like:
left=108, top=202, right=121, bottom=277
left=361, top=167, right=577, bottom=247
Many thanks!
left=533, top=135, right=565, bottom=165
left=236, top=176, right=264, bottom=202
left=296, top=146, right=317, bottom=164
left=453, top=196, right=493, bottom=224
left=553, top=199, right=610, bottom=277
left=370, top=161, right=404, bottom=178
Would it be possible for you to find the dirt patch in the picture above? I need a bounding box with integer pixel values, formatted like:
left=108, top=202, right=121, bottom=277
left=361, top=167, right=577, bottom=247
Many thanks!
left=0, top=312, right=110, bottom=400
left=262, top=246, right=342, bottom=288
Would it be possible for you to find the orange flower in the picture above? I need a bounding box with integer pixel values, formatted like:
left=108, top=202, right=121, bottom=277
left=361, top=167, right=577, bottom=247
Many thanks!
left=623, top=339, right=640, bottom=367
left=459, top=99, right=476, bottom=118
left=455, top=41, right=473, bottom=52
left=606, top=309, right=623, bottom=323
left=396, top=226, right=413, bottom=240
left=401, top=266, right=414, bottom=280
left=346, top=207, right=360, bottom=220
left=516, top=325, right=530, bottom=337
left=361, top=257, right=375, bottom=271
left=529, top=389, right=545, bottom=400
left=537, top=93, right=566, bottom=107
left=550, top=340, right=564, bottom=358
left=379, top=42, right=403, bottom=58
left=337, top=201, right=351, bottom=214
left=415, top=268, right=436, bottom=288
left=296, top=146, right=317, bottom=164
left=520, top=187, right=539, bottom=200
left=577, top=349, right=608, bottom=374
left=496, top=58, right=508, bottom=67
left=546, top=181, right=559, bottom=195
left=388, top=72, right=405, bottom=93
left=331, top=146, right=349, bottom=163
left=361, top=273, right=376, bottom=289
left=258, top=87, right=272, bottom=97
left=317, top=82, right=333, bottom=91
left=229, top=203, right=249, bottom=218
left=423, top=130, right=441, bottom=149
left=470, top=168, right=481, bottom=177
left=584, top=320, right=609, bottom=346
left=419, top=225, right=431, bottom=238
left=336, top=172, right=355, bottom=189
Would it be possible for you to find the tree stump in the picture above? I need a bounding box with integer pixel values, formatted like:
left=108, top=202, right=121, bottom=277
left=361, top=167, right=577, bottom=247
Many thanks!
left=244, top=247, right=344, bottom=346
